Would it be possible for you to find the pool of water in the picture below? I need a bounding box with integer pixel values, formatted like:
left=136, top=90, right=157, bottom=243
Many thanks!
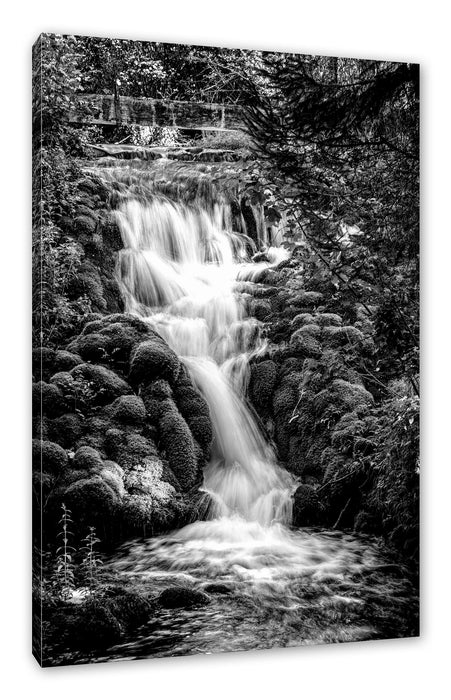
left=86, top=518, right=419, bottom=663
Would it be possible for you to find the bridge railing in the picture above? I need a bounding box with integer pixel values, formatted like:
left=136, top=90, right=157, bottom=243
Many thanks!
left=68, top=94, right=245, bottom=132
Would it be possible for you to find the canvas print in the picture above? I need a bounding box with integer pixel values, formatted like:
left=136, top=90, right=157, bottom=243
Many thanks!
left=32, top=34, right=419, bottom=667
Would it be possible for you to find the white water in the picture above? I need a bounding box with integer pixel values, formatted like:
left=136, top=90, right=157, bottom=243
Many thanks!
left=115, top=193, right=294, bottom=526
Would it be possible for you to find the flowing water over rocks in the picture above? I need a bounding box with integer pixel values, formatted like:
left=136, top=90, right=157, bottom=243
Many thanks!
left=62, top=163, right=418, bottom=664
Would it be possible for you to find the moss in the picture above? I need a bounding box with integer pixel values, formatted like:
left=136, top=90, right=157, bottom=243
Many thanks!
left=290, top=329, right=322, bottom=358
left=315, top=313, right=343, bottom=327
left=322, top=325, right=365, bottom=348
left=291, top=313, right=315, bottom=330
left=186, top=415, right=213, bottom=452
left=32, top=416, right=49, bottom=440
left=104, top=428, right=125, bottom=457
left=101, top=212, right=123, bottom=251
left=48, top=413, right=84, bottom=448
left=76, top=333, right=110, bottom=362
left=304, top=439, right=329, bottom=478
left=100, top=321, right=142, bottom=363
left=53, top=350, right=83, bottom=372
left=129, top=338, right=180, bottom=385
left=249, top=299, right=271, bottom=321
left=159, top=406, right=198, bottom=491
left=121, top=493, right=153, bottom=528
left=73, top=446, right=104, bottom=472
left=171, top=379, right=212, bottom=454
left=32, top=439, right=68, bottom=474
left=249, top=360, right=278, bottom=409
left=70, top=363, right=132, bottom=405
left=32, top=347, right=56, bottom=382
left=296, top=323, right=321, bottom=337
left=101, top=462, right=125, bottom=497
left=313, top=379, right=374, bottom=419
left=331, top=412, right=365, bottom=453
left=62, top=476, right=119, bottom=523
left=292, top=291, right=324, bottom=307
left=107, top=395, right=146, bottom=425
left=273, top=375, right=301, bottom=459
left=73, top=214, right=97, bottom=235
left=32, top=381, right=66, bottom=418
left=287, top=435, right=308, bottom=476
left=292, top=484, right=324, bottom=526
left=67, top=262, right=106, bottom=311
left=273, top=375, right=300, bottom=417
left=113, top=432, right=159, bottom=470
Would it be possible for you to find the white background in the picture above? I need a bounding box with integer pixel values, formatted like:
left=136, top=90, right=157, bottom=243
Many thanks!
left=1, top=1, right=449, bottom=698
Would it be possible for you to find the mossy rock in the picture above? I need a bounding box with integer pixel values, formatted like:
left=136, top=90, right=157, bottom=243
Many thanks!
left=73, top=446, right=104, bottom=472
left=107, top=395, right=146, bottom=425
left=112, top=432, right=159, bottom=470
left=291, top=313, right=315, bottom=330
left=61, top=475, right=119, bottom=523
left=129, top=338, right=180, bottom=385
left=32, top=347, right=56, bottom=382
left=76, top=333, right=111, bottom=362
left=315, top=313, right=342, bottom=327
left=159, top=404, right=198, bottom=491
left=313, top=379, right=374, bottom=418
left=109, top=591, right=152, bottom=630
left=32, top=381, right=66, bottom=418
left=322, top=325, right=365, bottom=349
left=70, top=363, right=132, bottom=405
left=249, top=299, right=271, bottom=321
left=290, top=329, right=322, bottom=358
left=48, top=413, right=84, bottom=449
left=249, top=360, right=278, bottom=409
left=158, top=587, right=211, bottom=609
left=186, top=415, right=213, bottom=452
left=32, top=439, right=68, bottom=474
left=53, top=350, right=83, bottom=372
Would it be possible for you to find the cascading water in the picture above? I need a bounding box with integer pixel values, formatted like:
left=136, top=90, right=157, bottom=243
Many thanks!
left=83, top=166, right=417, bottom=662
left=114, top=192, right=293, bottom=525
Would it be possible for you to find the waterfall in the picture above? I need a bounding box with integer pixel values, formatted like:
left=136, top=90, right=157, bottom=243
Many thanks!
left=114, top=187, right=294, bottom=526
left=90, top=171, right=417, bottom=663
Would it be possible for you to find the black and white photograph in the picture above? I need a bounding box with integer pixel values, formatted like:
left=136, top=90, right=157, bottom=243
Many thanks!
left=32, top=32, right=419, bottom=668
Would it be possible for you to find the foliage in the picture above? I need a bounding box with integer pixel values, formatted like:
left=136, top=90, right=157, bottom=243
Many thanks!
left=242, top=56, right=419, bottom=393
left=79, top=526, right=103, bottom=592
left=51, top=504, right=76, bottom=599
left=47, top=505, right=104, bottom=600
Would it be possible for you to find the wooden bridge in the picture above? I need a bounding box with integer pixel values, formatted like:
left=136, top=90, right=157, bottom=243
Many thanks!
left=68, top=94, right=245, bottom=133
